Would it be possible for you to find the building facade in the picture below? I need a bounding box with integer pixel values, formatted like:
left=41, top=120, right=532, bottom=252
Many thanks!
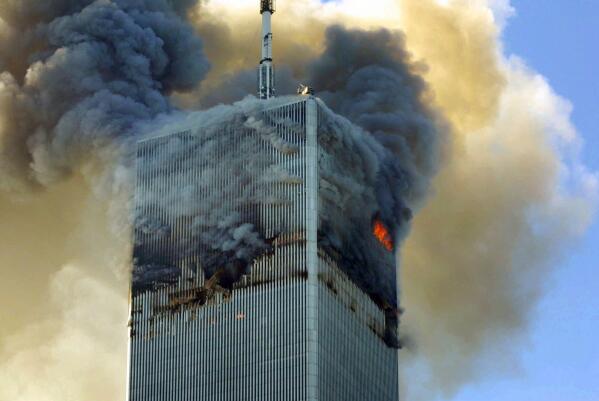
left=127, top=97, right=399, bottom=401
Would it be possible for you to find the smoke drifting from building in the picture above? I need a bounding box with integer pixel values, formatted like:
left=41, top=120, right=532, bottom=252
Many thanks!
left=0, top=1, right=597, bottom=401
left=307, top=26, right=442, bottom=206
left=194, top=23, right=443, bottom=208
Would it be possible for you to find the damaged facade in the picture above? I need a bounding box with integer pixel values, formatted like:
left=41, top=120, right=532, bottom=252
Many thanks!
left=128, top=96, right=401, bottom=401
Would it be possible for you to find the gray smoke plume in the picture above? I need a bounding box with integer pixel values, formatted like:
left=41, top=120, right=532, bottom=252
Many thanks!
left=0, top=0, right=209, bottom=192
left=0, top=0, right=444, bottom=364
left=308, top=26, right=443, bottom=206
left=1, top=0, right=443, bottom=391
left=198, top=25, right=443, bottom=209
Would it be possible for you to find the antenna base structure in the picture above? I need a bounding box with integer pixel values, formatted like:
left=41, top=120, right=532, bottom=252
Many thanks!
left=258, top=0, right=275, bottom=99
left=260, top=0, right=275, bottom=13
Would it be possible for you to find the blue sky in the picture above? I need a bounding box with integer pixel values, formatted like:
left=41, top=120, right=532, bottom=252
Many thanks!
left=454, top=1, right=599, bottom=400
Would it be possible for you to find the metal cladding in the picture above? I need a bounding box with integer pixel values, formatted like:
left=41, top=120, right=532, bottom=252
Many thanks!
left=128, top=97, right=400, bottom=401
left=258, top=0, right=275, bottom=99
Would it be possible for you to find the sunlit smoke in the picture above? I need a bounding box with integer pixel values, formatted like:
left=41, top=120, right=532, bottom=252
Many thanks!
left=0, top=1, right=597, bottom=401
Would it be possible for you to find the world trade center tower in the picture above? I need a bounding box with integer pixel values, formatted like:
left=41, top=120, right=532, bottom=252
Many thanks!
left=127, top=1, right=400, bottom=400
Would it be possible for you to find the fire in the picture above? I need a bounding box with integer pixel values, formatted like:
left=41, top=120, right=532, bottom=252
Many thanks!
left=373, top=219, right=394, bottom=252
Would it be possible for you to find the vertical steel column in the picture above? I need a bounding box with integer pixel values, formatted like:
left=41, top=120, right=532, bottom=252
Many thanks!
left=305, top=97, right=319, bottom=401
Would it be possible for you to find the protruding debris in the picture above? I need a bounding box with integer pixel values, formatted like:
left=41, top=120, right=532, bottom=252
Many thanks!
left=297, top=84, right=314, bottom=96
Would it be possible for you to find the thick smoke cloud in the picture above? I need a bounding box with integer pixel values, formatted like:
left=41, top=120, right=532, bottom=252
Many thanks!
left=0, top=178, right=130, bottom=401
left=1, top=1, right=597, bottom=401
left=308, top=25, right=442, bottom=205
left=195, top=23, right=443, bottom=207
left=0, top=0, right=209, bottom=192
left=397, top=1, right=597, bottom=399
left=0, top=1, right=208, bottom=400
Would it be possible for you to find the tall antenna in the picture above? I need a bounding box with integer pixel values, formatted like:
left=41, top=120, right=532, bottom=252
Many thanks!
left=258, top=0, right=275, bottom=99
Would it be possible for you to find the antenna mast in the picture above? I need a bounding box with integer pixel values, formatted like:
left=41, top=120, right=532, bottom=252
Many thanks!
left=258, top=0, right=275, bottom=99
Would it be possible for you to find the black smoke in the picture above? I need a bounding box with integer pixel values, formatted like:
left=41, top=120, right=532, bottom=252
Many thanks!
left=0, top=0, right=209, bottom=192
left=308, top=26, right=441, bottom=207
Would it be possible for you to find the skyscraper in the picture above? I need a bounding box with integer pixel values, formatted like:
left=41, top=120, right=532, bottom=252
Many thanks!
left=127, top=97, right=400, bottom=401
left=127, top=1, right=401, bottom=398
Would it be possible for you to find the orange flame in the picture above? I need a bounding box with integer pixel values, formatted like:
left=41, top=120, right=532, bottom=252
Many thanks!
left=373, top=219, right=394, bottom=252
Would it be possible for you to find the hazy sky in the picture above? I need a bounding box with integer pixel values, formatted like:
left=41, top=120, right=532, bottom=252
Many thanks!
left=454, top=2, right=599, bottom=400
